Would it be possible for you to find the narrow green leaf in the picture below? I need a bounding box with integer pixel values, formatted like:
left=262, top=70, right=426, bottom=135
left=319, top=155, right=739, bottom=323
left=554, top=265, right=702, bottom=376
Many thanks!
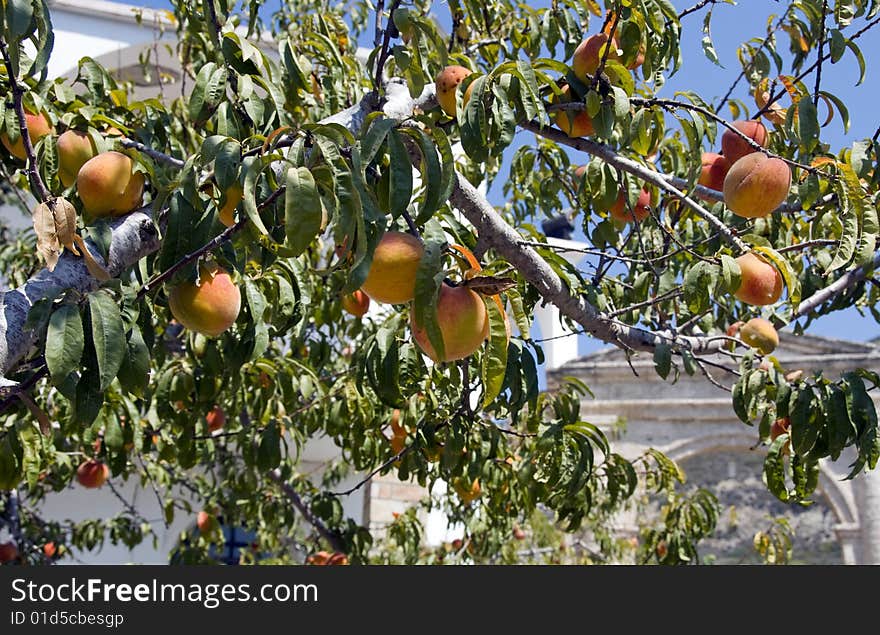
left=45, top=303, right=83, bottom=385
left=412, top=234, right=446, bottom=362
left=116, top=325, right=150, bottom=397
left=284, top=166, right=322, bottom=255
left=88, top=291, right=126, bottom=391
left=387, top=129, right=413, bottom=219
left=242, top=156, right=270, bottom=235
left=481, top=297, right=509, bottom=407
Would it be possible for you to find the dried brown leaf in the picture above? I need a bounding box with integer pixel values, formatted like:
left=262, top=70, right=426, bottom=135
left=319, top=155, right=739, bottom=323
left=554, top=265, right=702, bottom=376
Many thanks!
left=32, top=201, right=61, bottom=271
left=53, top=198, right=79, bottom=254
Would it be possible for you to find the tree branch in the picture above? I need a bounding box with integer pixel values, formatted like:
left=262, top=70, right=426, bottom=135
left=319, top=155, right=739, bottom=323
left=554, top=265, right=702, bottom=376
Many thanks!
left=519, top=119, right=750, bottom=254
left=450, top=173, right=723, bottom=355
left=266, top=468, right=346, bottom=553
left=119, top=138, right=185, bottom=169
left=0, top=39, right=51, bottom=203
left=791, top=250, right=880, bottom=322
left=0, top=209, right=159, bottom=379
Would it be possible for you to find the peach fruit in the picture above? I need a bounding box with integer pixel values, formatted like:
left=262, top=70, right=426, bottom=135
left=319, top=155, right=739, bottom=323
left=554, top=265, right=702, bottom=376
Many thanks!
left=57, top=130, right=98, bottom=188
left=1, top=111, right=53, bottom=160
left=360, top=231, right=424, bottom=304
left=341, top=289, right=370, bottom=317
left=411, top=283, right=489, bottom=362
left=721, top=120, right=768, bottom=165
left=734, top=252, right=784, bottom=306
left=168, top=263, right=242, bottom=337
left=435, top=65, right=473, bottom=117
left=76, top=151, right=145, bottom=217
left=76, top=459, right=109, bottom=489
left=552, top=85, right=594, bottom=138
left=723, top=152, right=791, bottom=218
left=739, top=317, right=779, bottom=354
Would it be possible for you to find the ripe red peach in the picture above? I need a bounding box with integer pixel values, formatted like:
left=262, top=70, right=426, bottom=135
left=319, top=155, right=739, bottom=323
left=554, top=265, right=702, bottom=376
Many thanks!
left=723, top=153, right=791, bottom=218
left=610, top=188, right=651, bottom=223
left=411, top=283, right=490, bottom=362
left=1, top=111, right=53, bottom=160
left=734, top=252, right=784, bottom=306
left=76, top=151, right=145, bottom=217
left=168, top=263, right=242, bottom=337
left=721, top=120, right=768, bottom=165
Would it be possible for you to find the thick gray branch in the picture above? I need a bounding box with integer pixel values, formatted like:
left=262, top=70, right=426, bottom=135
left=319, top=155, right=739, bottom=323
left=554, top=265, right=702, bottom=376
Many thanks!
left=793, top=250, right=880, bottom=321
left=450, top=175, right=722, bottom=355
left=0, top=210, right=159, bottom=379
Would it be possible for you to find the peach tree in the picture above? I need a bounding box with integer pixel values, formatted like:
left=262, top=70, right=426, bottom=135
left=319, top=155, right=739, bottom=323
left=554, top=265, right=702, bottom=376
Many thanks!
left=0, top=0, right=878, bottom=565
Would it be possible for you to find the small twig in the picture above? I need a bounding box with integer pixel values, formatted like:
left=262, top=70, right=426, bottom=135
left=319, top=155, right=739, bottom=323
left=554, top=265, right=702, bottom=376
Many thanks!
left=119, top=138, right=185, bottom=169
left=814, top=0, right=829, bottom=106
left=136, top=452, right=170, bottom=529
left=401, top=209, right=421, bottom=238
left=267, top=469, right=347, bottom=552
left=678, top=0, right=719, bottom=20
left=777, top=239, right=838, bottom=253
left=331, top=446, right=412, bottom=497
left=0, top=39, right=51, bottom=203
left=591, top=7, right=622, bottom=91
left=606, top=288, right=684, bottom=319
left=372, top=0, right=404, bottom=92
left=629, top=97, right=833, bottom=179
left=521, top=120, right=750, bottom=254
left=136, top=185, right=285, bottom=300
left=755, top=14, right=880, bottom=119
left=373, top=0, right=386, bottom=48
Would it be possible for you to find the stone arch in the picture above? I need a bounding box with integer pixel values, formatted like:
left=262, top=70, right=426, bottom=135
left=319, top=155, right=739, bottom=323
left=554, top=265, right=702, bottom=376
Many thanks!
left=660, top=432, right=858, bottom=527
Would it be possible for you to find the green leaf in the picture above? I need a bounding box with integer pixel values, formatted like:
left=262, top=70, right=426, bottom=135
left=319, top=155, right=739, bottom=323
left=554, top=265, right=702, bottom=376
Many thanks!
left=401, top=128, right=443, bottom=224
left=719, top=255, right=742, bottom=294
left=0, top=434, right=21, bottom=490
left=102, top=409, right=123, bottom=451
left=412, top=232, right=446, bottom=362
left=387, top=129, right=413, bottom=219
left=242, top=156, right=270, bottom=235
left=460, top=75, right=489, bottom=163
left=116, top=325, right=150, bottom=397
left=74, top=349, right=103, bottom=426
left=797, top=98, right=820, bottom=153
left=45, top=302, right=84, bottom=385
left=828, top=175, right=859, bottom=272
left=763, top=436, right=790, bottom=502
left=6, top=0, right=35, bottom=40
left=284, top=166, right=322, bottom=256
left=654, top=343, right=672, bottom=380
left=214, top=138, right=241, bottom=190
left=360, top=116, right=395, bottom=167
left=257, top=422, right=282, bottom=471
left=88, top=291, right=126, bottom=391
left=481, top=297, right=509, bottom=407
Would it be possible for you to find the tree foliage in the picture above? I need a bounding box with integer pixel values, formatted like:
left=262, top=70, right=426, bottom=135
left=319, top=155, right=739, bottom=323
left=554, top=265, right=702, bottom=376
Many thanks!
left=1, top=0, right=879, bottom=565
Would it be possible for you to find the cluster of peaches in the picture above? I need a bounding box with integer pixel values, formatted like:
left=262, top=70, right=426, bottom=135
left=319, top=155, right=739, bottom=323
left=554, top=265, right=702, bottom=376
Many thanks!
left=341, top=231, right=490, bottom=363
left=1, top=110, right=245, bottom=339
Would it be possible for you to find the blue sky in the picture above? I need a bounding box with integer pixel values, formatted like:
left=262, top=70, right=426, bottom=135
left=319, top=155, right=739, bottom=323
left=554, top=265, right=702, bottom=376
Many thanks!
left=112, top=0, right=880, bottom=352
